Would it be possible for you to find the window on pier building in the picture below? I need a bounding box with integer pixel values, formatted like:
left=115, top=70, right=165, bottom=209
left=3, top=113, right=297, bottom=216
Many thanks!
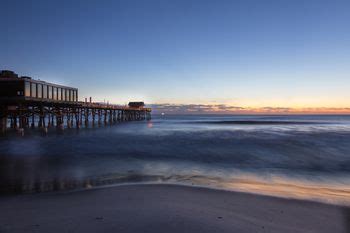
left=57, top=88, right=62, bottom=101
left=72, top=90, right=75, bottom=102
left=69, top=90, right=73, bottom=101
left=61, top=89, right=64, bottom=101
left=37, top=84, right=42, bottom=98
left=31, top=83, right=37, bottom=98
left=43, top=85, right=47, bottom=99
left=64, top=89, right=68, bottom=101
left=25, top=82, right=31, bottom=97
left=48, top=86, right=52, bottom=99
left=53, top=87, right=57, bottom=100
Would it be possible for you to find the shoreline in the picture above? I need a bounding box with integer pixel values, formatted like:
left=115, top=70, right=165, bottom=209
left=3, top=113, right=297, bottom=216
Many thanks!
left=1, top=183, right=349, bottom=233
left=55, top=181, right=350, bottom=207
left=2, top=171, right=350, bottom=207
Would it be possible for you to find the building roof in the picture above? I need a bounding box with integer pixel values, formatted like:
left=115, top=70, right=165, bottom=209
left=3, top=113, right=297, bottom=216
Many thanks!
left=128, top=102, right=145, bottom=108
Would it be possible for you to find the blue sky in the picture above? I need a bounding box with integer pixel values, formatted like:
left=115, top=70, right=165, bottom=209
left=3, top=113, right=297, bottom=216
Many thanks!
left=1, top=0, right=350, bottom=111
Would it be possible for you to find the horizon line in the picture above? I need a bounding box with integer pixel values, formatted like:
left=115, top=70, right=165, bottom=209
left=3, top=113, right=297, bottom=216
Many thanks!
left=148, top=103, right=350, bottom=115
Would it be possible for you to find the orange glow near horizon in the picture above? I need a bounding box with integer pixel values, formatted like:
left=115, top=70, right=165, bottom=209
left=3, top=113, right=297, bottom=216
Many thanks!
left=152, top=103, right=350, bottom=115
left=210, top=108, right=350, bottom=115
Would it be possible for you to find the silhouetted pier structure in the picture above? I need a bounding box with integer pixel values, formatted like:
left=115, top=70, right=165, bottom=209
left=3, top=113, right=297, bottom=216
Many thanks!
left=0, top=70, right=151, bottom=134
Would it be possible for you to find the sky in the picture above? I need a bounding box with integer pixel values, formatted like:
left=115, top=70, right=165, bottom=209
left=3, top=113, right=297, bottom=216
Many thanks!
left=1, top=0, right=350, bottom=114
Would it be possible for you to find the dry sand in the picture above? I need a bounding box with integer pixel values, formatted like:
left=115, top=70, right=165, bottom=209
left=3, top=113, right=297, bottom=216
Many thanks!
left=0, top=184, right=349, bottom=233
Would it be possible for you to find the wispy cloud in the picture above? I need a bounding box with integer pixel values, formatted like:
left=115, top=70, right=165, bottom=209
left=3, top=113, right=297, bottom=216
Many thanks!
left=148, top=104, right=350, bottom=115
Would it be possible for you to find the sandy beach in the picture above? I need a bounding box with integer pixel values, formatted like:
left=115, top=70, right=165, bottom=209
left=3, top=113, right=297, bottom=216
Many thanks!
left=0, top=184, right=348, bottom=233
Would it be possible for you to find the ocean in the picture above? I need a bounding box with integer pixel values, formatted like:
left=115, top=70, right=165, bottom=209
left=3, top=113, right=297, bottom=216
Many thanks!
left=1, top=115, right=350, bottom=204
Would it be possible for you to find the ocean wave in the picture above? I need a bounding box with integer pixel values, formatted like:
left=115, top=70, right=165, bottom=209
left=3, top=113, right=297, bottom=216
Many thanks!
left=1, top=115, right=350, bottom=203
left=192, top=120, right=326, bottom=125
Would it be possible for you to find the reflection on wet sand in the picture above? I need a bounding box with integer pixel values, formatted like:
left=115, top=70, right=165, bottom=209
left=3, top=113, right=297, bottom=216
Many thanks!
left=0, top=154, right=161, bottom=194
left=186, top=175, right=350, bottom=206
left=1, top=153, right=350, bottom=206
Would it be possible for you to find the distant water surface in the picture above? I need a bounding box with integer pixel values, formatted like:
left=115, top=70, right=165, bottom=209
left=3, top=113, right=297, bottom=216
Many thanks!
left=1, top=115, right=350, bottom=204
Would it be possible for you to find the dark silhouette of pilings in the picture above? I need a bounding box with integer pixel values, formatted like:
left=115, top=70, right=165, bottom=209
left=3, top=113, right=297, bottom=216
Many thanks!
left=0, top=104, right=151, bottom=134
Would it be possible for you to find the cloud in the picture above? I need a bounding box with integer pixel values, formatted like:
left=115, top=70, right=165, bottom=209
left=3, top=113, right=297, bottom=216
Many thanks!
left=147, top=104, right=350, bottom=115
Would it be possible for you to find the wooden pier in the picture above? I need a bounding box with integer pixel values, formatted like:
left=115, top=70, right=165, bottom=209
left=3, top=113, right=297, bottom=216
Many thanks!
left=0, top=70, right=151, bottom=134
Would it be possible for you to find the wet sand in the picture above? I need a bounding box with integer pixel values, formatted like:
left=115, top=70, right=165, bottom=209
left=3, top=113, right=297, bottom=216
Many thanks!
left=0, top=184, right=349, bottom=233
